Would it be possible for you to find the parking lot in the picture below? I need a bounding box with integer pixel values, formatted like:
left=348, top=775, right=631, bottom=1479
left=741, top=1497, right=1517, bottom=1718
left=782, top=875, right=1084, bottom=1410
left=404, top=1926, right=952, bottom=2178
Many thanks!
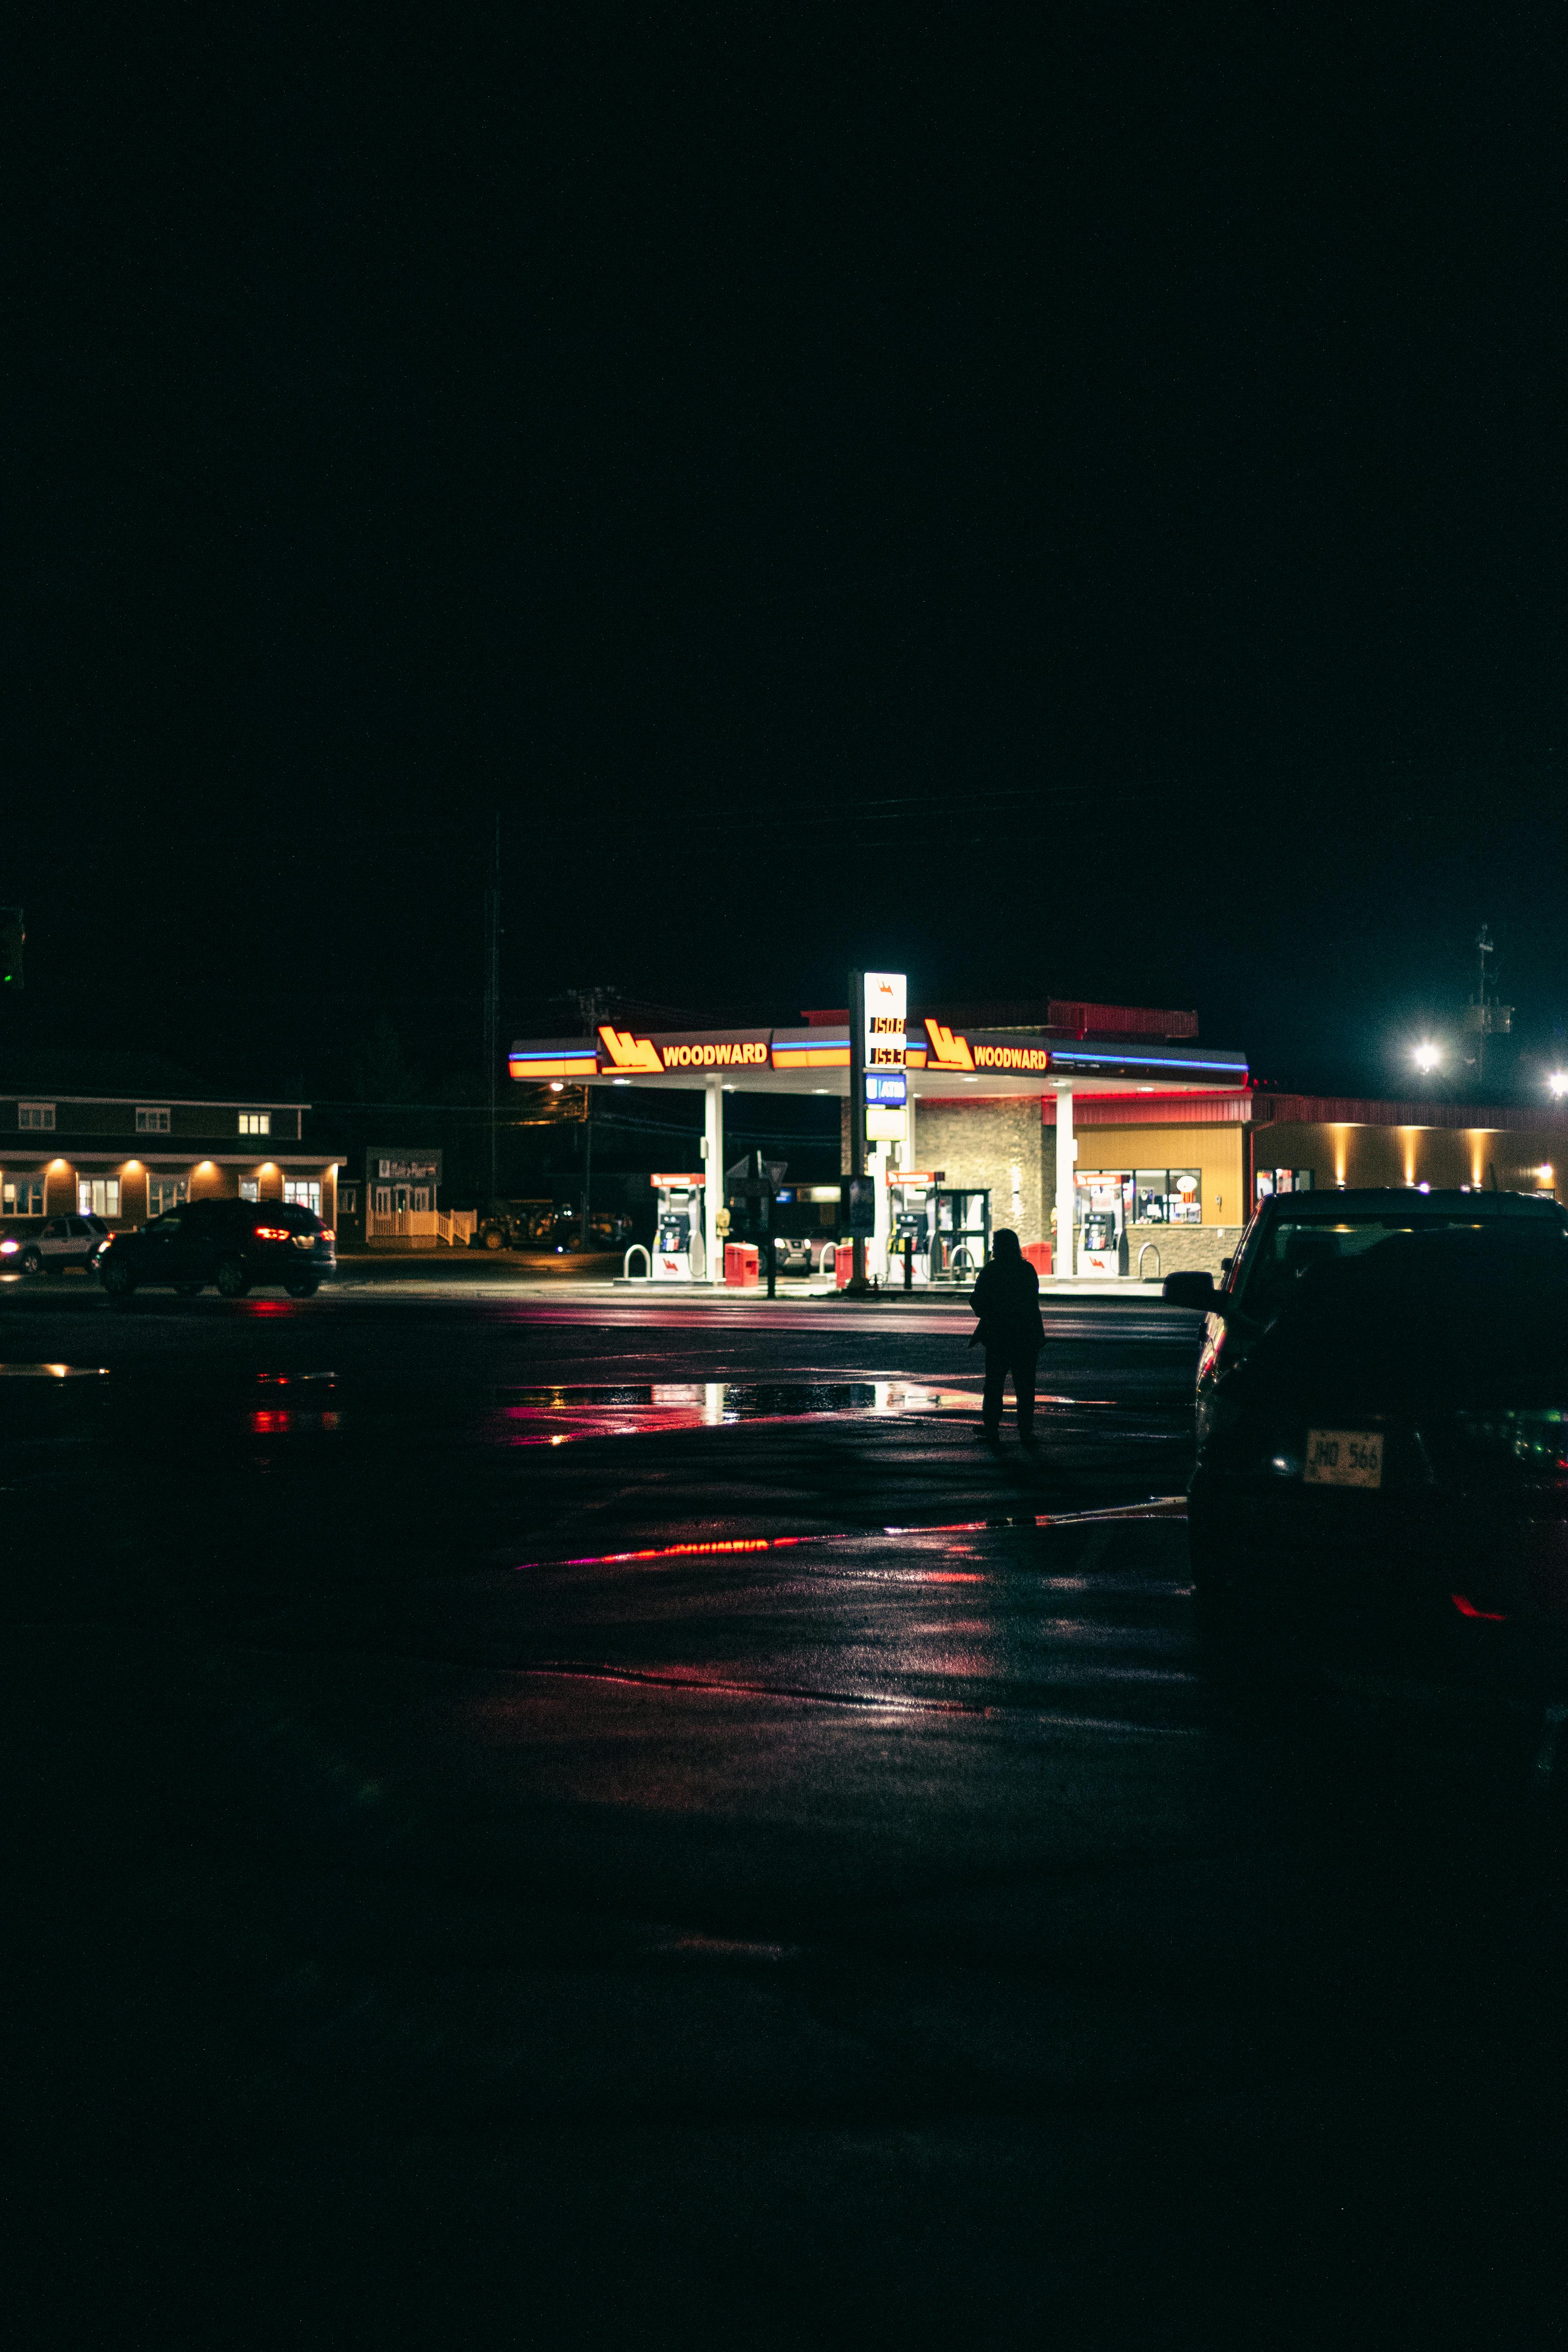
left=6, top=1271, right=1567, bottom=2341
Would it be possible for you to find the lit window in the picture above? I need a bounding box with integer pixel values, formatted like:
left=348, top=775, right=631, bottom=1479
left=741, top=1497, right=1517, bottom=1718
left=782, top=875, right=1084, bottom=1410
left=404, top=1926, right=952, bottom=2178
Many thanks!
left=283, top=1179, right=322, bottom=1215
left=135, top=1107, right=171, bottom=1134
left=18, top=1103, right=55, bottom=1131
left=1256, top=1168, right=1316, bottom=1204
left=238, top=1112, right=271, bottom=1136
left=147, top=1178, right=188, bottom=1217
left=3, top=1178, right=44, bottom=1215
left=76, top=1178, right=121, bottom=1217
left=239, top=1178, right=260, bottom=1202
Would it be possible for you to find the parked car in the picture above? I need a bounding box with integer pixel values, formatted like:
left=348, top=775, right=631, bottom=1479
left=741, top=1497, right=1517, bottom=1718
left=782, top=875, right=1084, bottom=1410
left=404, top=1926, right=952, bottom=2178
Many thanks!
left=1182, top=1221, right=1568, bottom=1704
left=769, top=1233, right=821, bottom=1274
left=477, top=1199, right=555, bottom=1250
left=13, top=1214, right=112, bottom=1277
left=1163, top=1187, right=1568, bottom=1445
left=98, top=1199, right=335, bottom=1300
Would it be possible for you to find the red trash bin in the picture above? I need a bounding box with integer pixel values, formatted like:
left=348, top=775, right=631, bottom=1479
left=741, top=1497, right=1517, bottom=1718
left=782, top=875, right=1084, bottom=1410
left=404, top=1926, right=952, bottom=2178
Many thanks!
left=1023, top=1241, right=1052, bottom=1279
left=724, top=1243, right=759, bottom=1287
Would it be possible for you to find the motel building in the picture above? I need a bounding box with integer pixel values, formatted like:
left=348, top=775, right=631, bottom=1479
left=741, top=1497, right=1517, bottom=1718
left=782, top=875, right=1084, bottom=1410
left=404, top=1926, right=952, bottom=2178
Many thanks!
left=509, top=993, right=1568, bottom=1284
left=0, top=1090, right=343, bottom=1240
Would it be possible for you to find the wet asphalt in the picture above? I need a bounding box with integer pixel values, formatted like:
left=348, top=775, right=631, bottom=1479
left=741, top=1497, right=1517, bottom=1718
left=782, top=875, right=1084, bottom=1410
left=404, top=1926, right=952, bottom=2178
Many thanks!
left=5, top=1274, right=1568, bottom=2344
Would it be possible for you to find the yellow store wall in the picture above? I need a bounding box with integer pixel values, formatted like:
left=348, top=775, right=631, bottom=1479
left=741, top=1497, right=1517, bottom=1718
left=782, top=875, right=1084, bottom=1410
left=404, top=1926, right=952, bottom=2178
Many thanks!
left=1072, top=1123, right=1247, bottom=1227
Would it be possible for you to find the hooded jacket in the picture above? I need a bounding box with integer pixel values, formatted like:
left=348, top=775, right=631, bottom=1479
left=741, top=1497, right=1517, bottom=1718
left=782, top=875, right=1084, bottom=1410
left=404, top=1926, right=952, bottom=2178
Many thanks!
left=968, top=1237, right=1046, bottom=1352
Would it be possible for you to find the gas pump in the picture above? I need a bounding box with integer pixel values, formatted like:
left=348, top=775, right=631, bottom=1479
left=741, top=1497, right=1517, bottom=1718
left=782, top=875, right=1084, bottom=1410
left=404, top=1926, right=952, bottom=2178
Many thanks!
left=1076, top=1174, right=1130, bottom=1279
left=886, top=1171, right=940, bottom=1286
left=650, top=1173, right=706, bottom=1281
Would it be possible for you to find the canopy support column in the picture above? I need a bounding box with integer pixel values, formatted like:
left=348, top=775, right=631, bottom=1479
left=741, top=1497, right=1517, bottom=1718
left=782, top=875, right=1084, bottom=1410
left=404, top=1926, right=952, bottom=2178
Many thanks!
left=703, top=1080, right=723, bottom=1281
left=1055, top=1087, right=1074, bottom=1280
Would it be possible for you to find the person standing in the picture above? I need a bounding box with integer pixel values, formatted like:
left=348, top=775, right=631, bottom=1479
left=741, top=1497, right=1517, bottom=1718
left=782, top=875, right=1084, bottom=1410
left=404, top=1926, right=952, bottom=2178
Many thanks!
left=968, top=1228, right=1046, bottom=1446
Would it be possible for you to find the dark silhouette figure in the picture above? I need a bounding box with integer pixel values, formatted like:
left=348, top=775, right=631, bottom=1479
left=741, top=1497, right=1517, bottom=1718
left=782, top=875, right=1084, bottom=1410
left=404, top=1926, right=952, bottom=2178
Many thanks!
left=969, top=1228, right=1046, bottom=1444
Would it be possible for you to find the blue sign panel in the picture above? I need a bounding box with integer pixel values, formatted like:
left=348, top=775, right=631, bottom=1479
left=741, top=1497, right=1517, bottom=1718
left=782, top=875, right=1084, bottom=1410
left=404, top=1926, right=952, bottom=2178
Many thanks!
left=865, top=1072, right=907, bottom=1106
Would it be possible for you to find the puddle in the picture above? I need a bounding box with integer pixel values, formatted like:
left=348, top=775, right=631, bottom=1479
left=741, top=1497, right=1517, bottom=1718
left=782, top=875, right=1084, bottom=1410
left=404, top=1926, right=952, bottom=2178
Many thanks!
left=501, top=1380, right=978, bottom=1420
left=492, top=1378, right=1131, bottom=1444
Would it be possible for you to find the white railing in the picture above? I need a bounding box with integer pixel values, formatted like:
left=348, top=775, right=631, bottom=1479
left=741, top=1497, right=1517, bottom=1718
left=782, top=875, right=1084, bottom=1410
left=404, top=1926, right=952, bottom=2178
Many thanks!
left=623, top=1243, right=651, bottom=1278
left=366, top=1208, right=475, bottom=1246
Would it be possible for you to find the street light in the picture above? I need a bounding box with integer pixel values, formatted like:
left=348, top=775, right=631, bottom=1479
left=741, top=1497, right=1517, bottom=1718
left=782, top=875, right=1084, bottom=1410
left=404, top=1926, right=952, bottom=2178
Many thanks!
left=1548, top=1072, right=1568, bottom=1099
left=1413, top=1042, right=1441, bottom=1074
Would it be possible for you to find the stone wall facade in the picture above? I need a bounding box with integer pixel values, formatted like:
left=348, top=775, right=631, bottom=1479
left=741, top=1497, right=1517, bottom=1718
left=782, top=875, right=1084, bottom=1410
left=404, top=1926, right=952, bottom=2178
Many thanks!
left=1124, top=1222, right=1243, bottom=1280
left=908, top=1096, right=1048, bottom=1245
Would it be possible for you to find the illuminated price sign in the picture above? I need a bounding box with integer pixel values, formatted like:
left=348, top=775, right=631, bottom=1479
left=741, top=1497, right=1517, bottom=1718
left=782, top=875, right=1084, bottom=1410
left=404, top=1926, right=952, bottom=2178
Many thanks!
left=862, top=971, right=906, bottom=1069
left=866, top=1072, right=907, bottom=1105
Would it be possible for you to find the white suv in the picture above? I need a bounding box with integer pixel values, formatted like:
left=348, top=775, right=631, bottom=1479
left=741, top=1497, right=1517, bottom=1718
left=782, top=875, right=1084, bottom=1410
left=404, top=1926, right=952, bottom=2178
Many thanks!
left=20, top=1215, right=110, bottom=1276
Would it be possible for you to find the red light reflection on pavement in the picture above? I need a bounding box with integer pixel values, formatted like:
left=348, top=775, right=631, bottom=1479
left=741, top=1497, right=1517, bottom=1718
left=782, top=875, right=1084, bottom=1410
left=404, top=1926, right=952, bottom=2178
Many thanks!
left=516, top=1496, right=1187, bottom=1574
left=556, top=1535, right=805, bottom=1567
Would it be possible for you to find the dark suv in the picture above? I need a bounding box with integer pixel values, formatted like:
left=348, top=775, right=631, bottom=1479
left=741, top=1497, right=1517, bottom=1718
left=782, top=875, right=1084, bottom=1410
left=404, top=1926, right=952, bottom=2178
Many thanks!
left=1164, top=1188, right=1568, bottom=1443
left=99, top=1199, right=335, bottom=1301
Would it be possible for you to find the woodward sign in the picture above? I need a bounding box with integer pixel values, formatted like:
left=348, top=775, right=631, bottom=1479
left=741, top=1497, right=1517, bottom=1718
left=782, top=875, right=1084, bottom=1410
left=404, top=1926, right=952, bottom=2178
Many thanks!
left=598, top=1025, right=772, bottom=1075
left=658, top=1040, right=770, bottom=1069
left=974, top=1043, right=1051, bottom=1072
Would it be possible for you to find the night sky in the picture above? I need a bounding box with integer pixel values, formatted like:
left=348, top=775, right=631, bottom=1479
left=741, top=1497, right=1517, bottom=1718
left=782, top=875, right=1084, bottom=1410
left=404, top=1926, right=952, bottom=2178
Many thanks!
left=5, top=13, right=1565, bottom=1102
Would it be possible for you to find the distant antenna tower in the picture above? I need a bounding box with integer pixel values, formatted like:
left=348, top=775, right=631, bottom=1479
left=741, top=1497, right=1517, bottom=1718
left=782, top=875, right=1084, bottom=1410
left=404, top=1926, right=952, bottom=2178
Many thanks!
left=1463, top=923, right=1513, bottom=1087
left=565, top=985, right=617, bottom=1032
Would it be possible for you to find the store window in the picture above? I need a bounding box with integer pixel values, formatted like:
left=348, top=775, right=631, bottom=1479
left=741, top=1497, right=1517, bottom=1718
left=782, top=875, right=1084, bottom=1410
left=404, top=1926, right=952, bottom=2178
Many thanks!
left=77, top=1178, right=121, bottom=1217
left=284, top=1180, right=322, bottom=1215
left=1075, top=1171, right=1133, bottom=1223
left=3, top=1178, right=44, bottom=1215
left=1132, top=1169, right=1203, bottom=1224
left=238, top=1112, right=271, bottom=1137
left=135, top=1107, right=171, bottom=1133
left=1256, top=1168, right=1315, bottom=1203
left=18, top=1103, right=54, bottom=1131
left=147, top=1178, right=188, bottom=1217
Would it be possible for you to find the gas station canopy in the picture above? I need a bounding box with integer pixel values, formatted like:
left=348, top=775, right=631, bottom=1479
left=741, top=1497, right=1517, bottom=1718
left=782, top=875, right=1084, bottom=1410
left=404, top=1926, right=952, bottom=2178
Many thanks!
left=509, top=1016, right=1248, bottom=1097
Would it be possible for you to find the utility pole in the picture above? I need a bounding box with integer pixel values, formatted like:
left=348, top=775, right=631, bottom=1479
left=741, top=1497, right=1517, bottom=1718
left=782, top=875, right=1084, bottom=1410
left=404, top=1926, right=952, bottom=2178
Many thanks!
left=484, top=816, right=501, bottom=1202
left=1465, top=924, right=1512, bottom=1093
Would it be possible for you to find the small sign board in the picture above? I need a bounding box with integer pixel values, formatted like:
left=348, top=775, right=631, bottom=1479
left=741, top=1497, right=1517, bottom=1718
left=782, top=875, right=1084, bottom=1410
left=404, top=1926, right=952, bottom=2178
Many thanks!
left=368, top=1149, right=442, bottom=1186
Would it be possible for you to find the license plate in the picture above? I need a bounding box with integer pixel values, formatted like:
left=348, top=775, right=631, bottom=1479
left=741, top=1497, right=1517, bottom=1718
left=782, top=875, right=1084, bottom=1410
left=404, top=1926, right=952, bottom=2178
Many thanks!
left=1304, top=1429, right=1383, bottom=1489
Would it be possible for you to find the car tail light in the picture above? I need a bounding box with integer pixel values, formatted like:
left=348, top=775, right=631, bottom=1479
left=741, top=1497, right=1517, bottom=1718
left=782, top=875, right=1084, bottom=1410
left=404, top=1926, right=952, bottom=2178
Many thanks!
left=319, top=1228, right=334, bottom=1243
left=253, top=1226, right=291, bottom=1243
